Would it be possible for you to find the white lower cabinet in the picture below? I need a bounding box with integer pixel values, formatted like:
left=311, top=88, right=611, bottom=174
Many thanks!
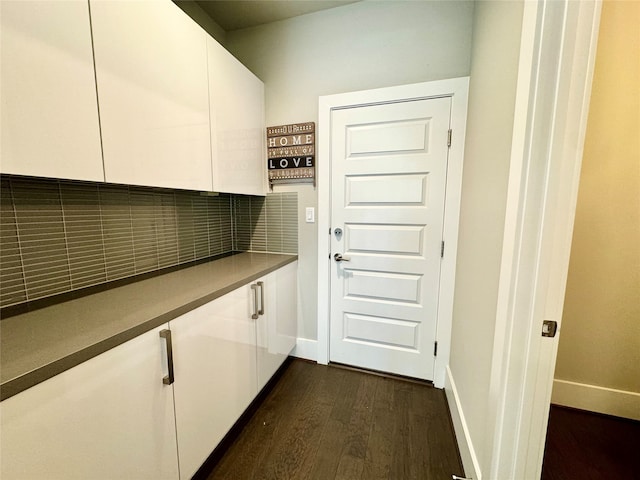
left=171, top=261, right=298, bottom=478
left=0, top=325, right=180, bottom=480
left=257, top=261, right=298, bottom=391
left=0, top=262, right=297, bottom=480
left=171, top=282, right=258, bottom=479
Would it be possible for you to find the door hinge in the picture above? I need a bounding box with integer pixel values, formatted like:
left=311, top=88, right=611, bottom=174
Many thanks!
left=441, top=241, right=445, bottom=258
left=447, top=129, right=452, bottom=147
left=434, top=341, right=438, bottom=356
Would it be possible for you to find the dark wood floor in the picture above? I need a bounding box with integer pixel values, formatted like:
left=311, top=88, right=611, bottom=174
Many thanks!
left=542, top=404, right=640, bottom=480
left=205, top=359, right=465, bottom=480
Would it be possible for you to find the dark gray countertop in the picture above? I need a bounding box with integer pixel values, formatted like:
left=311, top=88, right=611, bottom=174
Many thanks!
left=0, top=252, right=297, bottom=401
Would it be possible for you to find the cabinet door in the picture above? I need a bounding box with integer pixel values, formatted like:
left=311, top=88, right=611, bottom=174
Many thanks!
left=208, top=37, right=266, bottom=196
left=0, top=325, right=179, bottom=480
left=90, top=0, right=212, bottom=191
left=256, top=262, right=298, bottom=391
left=275, top=260, right=298, bottom=355
left=0, top=0, right=103, bottom=181
left=171, top=284, right=258, bottom=479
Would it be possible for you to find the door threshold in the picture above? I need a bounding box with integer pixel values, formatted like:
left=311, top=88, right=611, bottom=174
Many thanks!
left=329, top=362, right=435, bottom=387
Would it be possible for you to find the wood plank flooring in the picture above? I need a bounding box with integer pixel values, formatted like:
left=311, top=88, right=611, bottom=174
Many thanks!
left=542, top=405, right=640, bottom=480
left=204, top=359, right=465, bottom=480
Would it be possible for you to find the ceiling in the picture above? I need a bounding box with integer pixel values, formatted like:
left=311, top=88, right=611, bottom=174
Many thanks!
left=195, top=0, right=360, bottom=31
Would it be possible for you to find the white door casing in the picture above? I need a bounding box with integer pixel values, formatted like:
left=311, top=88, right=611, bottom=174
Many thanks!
left=318, top=78, right=470, bottom=388
left=486, top=1, right=603, bottom=478
left=329, top=98, right=452, bottom=380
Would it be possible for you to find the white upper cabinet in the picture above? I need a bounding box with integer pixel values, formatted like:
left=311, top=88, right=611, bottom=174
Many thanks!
left=208, top=38, right=266, bottom=196
left=0, top=0, right=103, bottom=181
left=90, top=0, right=213, bottom=191
left=2, top=0, right=266, bottom=193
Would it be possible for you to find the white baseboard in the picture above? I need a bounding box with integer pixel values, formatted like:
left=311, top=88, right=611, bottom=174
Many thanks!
left=445, top=366, right=482, bottom=480
left=291, top=338, right=318, bottom=361
left=552, top=379, right=640, bottom=420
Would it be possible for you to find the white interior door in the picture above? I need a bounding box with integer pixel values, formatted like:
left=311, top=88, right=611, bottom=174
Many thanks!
left=329, top=97, right=452, bottom=380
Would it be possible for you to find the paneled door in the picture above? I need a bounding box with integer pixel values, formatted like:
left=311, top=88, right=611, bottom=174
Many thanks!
left=329, top=97, right=451, bottom=380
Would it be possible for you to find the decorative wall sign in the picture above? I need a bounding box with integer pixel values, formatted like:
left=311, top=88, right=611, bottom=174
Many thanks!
left=267, top=122, right=315, bottom=186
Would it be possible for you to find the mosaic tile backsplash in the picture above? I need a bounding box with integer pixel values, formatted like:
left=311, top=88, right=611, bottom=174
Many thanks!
left=233, top=193, right=298, bottom=254
left=0, top=176, right=297, bottom=308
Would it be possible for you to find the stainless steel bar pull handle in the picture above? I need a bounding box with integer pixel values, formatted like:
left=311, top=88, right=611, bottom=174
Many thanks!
left=251, top=284, right=259, bottom=319
left=159, top=329, right=174, bottom=385
left=257, top=281, right=265, bottom=316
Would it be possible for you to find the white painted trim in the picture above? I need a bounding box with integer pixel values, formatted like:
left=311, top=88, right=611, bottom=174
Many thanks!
left=291, top=338, right=318, bottom=362
left=552, top=380, right=640, bottom=421
left=317, top=78, right=470, bottom=386
left=522, top=3, right=604, bottom=478
left=434, top=80, right=469, bottom=389
left=445, top=366, right=482, bottom=480
left=317, top=94, right=332, bottom=366
left=487, top=1, right=602, bottom=478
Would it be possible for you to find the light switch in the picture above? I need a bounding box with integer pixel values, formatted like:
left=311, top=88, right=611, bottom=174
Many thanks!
left=305, top=207, right=315, bottom=223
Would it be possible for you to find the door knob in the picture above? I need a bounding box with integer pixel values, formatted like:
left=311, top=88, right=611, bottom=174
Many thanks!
left=334, top=253, right=351, bottom=262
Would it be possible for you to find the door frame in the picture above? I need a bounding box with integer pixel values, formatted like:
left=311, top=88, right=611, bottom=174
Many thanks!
left=485, top=0, right=602, bottom=478
left=317, top=78, right=470, bottom=388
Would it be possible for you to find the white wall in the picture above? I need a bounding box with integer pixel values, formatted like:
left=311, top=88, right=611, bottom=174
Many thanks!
left=446, top=1, right=524, bottom=477
left=226, top=0, right=474, bottom=340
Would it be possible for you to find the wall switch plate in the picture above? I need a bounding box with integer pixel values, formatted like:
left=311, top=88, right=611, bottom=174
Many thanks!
left=305, top=207, right=315, bottom=223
